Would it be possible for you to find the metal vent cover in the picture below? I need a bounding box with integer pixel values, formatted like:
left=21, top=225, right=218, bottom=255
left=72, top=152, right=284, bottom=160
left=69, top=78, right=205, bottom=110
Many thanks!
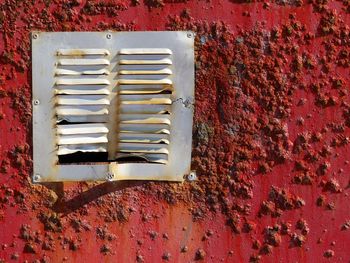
left=32, top=32, right=194, bottom=182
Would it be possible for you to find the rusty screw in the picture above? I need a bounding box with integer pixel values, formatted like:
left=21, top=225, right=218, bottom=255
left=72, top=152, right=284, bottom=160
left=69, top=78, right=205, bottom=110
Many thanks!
left=106, top=172, right=114, bottom=181
left=32, top=33, right=38, bottom=39
left=106, top=33, right=112, bottom=39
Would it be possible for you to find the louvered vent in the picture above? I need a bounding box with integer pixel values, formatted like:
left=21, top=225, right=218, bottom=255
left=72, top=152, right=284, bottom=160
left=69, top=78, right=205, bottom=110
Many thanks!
left=116, top=49, right=173, bottom=164
left=32, top=31, right=194, bottom=182
left=54, top=49, right=111, bottom=160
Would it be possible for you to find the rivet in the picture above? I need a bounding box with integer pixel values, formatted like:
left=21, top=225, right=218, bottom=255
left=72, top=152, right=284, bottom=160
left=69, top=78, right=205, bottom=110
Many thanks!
left=187, top=171, right=197, bottom=181
left=33, top=174, right=41, bottom=182
left=106, top=172, right=114, bottom=181
left=187, top=33, right=192, bottom=38
left=32, top=33, right=38, bottom=39
left=106, top=33, right=112, bottom=39
left=33, top=99, right=40, bottom=105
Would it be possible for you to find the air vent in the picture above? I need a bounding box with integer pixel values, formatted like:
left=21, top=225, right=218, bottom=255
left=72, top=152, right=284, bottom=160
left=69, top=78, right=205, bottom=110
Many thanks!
left=32, top=31, right=194, bottom=182
left=116, top=48, right=173, bottom=164
left=55, top=49, right=111, bottom=160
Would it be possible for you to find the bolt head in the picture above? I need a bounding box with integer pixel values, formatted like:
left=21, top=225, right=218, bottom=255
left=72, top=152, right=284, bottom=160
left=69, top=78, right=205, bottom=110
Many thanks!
left=33, top=174, right=41, bottom=182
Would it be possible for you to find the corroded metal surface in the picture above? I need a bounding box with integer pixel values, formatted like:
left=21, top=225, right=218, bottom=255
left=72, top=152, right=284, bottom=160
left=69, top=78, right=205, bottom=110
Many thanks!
left=0, top=0, right=349, bottom=262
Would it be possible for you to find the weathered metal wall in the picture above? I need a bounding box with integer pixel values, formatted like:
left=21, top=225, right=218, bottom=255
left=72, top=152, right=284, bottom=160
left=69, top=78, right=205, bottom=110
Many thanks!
left=0, top=0, right=349, bottom=262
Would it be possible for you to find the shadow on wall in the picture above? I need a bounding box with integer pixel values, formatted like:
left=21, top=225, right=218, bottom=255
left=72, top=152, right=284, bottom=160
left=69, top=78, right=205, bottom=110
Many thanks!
left=42, top=181, right=147, bottom=214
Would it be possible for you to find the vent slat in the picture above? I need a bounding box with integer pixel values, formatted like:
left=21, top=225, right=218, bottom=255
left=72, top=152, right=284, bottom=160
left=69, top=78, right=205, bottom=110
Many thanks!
left=119, top=133, right=169, bottom=144
left=119, top=124, right=170, bottom=134
left=55, top=88, right=110, bottom=95
left=58, top=134, right=108, bottom=145
left=57, top=49, right=110, bottom=56
left=120, top=94, right=171, bottom=100
left=56, top=79, right=110, bottom=86
left=121, top=98, right=172, bottom=105
left=119, top=48, right=172, bottom=55
left=57, top=123, right=108, bottom=135
left=118, top=79, right=172, bottom=85
left=58, top=59, right=110, bottom=66
left=56, top=105, right=108, bottom=115
left=119, top=139, right=169, bottom=144
left=119, top=69, right=172, bottom=75
left=57, top=115, right=108, bottom=123
left=119, top=59, right=172, bottom=65
left=120, top=116, right=171, bottom=125
left=56, top=95, right=110, bottom=106
left=118, top=143, right=169, bottom=154
left=58, top=144, right=107, bottom=155
left=116, top=153, right=168, bottom=164
left=120, top=105, right=170, bottom=114
left=55, top=68, right=110, bottom=76
left=119, top=87, right=172, bottom=95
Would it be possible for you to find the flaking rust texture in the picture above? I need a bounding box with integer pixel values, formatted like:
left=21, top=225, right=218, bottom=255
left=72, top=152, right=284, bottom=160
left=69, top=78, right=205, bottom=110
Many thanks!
left=0, top=0, right=349, bottom=262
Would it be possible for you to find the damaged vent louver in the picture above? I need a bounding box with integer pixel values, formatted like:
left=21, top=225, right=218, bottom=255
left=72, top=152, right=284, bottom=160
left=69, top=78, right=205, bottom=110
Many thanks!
left=55, top=49, right=111, bottom=157
left=32, top=32, right=194, bottom=182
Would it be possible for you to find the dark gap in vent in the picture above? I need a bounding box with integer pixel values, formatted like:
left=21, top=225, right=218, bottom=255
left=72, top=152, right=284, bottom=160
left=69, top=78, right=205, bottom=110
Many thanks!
left=160, top=90, right=172, bottom=94
left=59, top=152, right=108, bottom=164
left=59, top=154, right=161, bottom=164
left=56, top=120, right=71, bottom=125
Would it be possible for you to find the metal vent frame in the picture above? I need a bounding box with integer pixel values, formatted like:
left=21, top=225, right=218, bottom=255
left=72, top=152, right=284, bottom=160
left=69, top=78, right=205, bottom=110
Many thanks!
left=32, top=31, right=194, bottom=182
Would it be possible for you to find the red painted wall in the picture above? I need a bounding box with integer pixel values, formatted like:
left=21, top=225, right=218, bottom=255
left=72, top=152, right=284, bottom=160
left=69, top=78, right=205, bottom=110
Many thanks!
left=0, top=0, right=350, bottom=262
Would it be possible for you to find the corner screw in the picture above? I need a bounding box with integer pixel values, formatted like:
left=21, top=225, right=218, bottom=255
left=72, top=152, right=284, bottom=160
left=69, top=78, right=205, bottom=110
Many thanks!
left=187, top=171, right=197, bottom=181
left=33, top=99, right=40, bottom=105
left=33, top=174, right=41, bottom=182
left=187, top=33, right=192, bottom=38
left=106, top=172, right=114, bottom=181
left=106, top=33, right=112, bottom=39
left=32, top=33, right=38, bottom=39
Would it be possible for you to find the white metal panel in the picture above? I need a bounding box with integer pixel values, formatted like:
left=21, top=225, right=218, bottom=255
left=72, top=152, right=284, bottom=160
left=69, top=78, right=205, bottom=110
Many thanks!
left=32, top=31, right=194, bottom=182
